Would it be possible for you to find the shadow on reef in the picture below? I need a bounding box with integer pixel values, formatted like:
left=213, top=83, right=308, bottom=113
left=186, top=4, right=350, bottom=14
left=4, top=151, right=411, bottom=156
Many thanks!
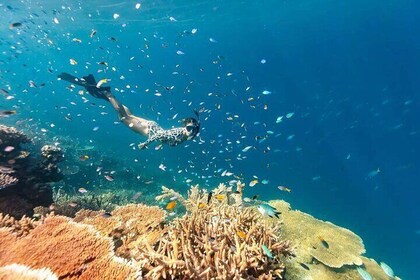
left=0, top=125, right=63, bottom=218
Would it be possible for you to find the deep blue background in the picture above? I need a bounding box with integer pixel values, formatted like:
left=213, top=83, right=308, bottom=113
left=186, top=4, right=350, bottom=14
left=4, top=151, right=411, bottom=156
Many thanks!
left=1, top=1, right=419, bottom=278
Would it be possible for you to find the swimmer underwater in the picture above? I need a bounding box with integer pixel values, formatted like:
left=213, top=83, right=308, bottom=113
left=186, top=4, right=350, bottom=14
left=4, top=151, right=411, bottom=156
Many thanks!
left=58, top=73, right=200, bottom=149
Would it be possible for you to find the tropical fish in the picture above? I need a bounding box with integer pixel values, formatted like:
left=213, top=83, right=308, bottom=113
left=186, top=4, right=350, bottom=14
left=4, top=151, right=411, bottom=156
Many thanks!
left=249, top=179, right=258, bottom=187
left=242, top=146, right=253, bottom=152
left=261, top=245, right=273, bottom=259
left=79, top=155, right=89, bottom=161
left=318, top=236, right=329, bottom=248
left=0, top=110, right=16, bottom=116
left=278, top=186, right=292, bottom=192
left=262, top=90, right=271, bottom=95
left=379, top=262, right=394, bottom=277
left=104, top=175, right=114, bottom=182
left=69, top=58, right=77, bottom=65
left=215, top=194, right=225, bottom=201
left=96, top=79, right=108, bottom=88
left=237, top=230, right=246, bottom=239
left=9, top=22, right=22, bottom=29
left=252, top=195, right=259, bottom=200
left=257, top=204, right=281, bottom=218
left=356, top=267, right=372, bottom=280
left=166, top=201, right=177, bottom=210
left=198, top=203, right=205, bottom=209
left=101, top=212, right=112, bottom=218
left=78, top=187, right=88, bottom=193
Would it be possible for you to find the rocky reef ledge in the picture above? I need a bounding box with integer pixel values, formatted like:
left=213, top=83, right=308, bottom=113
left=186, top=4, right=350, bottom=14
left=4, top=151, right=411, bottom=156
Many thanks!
left=0, top=125, right=63, bottom=218
left=0, top=181, right=397, bottom=280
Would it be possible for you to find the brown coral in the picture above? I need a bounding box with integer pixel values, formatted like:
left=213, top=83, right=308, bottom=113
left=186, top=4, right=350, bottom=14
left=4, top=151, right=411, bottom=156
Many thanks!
left=0, top=213, right=40, bottom=237
left=0, top=124, right=30, bottom=148
left=0, top=216, right=141, bottom=279
left=74, top=204, right=166, bottom=259
left=137, top=193, right=293, bottom=279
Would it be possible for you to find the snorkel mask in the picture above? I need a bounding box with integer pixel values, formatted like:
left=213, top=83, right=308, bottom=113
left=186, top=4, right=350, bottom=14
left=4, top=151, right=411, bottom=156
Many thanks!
left=182, top=110, right=200, bottom=140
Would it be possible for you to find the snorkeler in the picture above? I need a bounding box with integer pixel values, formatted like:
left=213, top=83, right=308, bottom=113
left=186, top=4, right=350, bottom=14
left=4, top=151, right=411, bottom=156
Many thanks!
left=58, top=72, right=200, bottom=149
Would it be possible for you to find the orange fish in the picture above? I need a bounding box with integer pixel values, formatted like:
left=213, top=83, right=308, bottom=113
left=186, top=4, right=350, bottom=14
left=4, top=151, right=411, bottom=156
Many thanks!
left=237, top=230, right=246, bottom=239
left=166, top=201, right=177, bottom=210
left=198, top=202, right=205, bottom=209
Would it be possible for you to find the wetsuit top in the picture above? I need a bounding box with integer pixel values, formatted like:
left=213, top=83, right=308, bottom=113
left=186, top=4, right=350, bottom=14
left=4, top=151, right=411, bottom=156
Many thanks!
left=139, top=121, right=188, bottom=148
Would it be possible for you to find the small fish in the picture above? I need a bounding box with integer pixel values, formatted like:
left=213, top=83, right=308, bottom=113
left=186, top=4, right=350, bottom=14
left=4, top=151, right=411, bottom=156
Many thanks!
left=261, top=179, right=269, bottom=185
left=69, top=58, right=77, bottom=65
left=101, top=212, right=112, bottom=218
left=198, top=203, right=205, bottom=209
left=207, top=192, right=213, bottom=204
left=249, top=180, right=259, bottom=187
left=72, top=38, right=82, bottom=43
left=68, top=202, right=78, bottom=208
left=215, top=194, right=225, bottom=201
left=262, top=90, right=271, bottom=95
left=237, top=230, right=246, bottom=239
left=96, top=79, right=108, bottom=88
left=356, top=267, right=372, bottom=280
left=159, top=164, right=167, bottom=171
left=242, top=146, right=253, bottom=152
left=278, top=186, right=292, bottom=192
left=300, top=263, right=310, bottom=270
left=9, top=22, right=23, bottom=29
left=79, top=155, right=89, bottom=161
left=318, top=236, right=329, bottom=248
left=379, top=262, right=394, bottom=277
left=90, top=29, right=97, bottom=37
left=104, top=175, right=114, bottom=182
left=276, top=116, right=283, bottom=123
left=0, top=110, right=16, bottom=116
left=257, top=204, right=281, bottom=218
left=166, top=201, right=177, bottom=210
left=78, top=187, right=88, bottom=193
left=286, top=112, right=294, bottom=118
left=4, top=146, right=15, bottom=152
left=132, top=192, right=142, bottom=200
left=367, top=168, right=380, bottom=178
left=176, top=50, right=185, bottom=55
left=261, top=245, right=273, bottom=259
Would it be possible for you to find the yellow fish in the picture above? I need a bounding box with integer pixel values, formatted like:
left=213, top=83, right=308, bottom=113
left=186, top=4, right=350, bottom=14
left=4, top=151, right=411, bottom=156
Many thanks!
left=69, top=58, right=77, bottom=65
left=237, top=230, right=246, bottom=239
left=166, top=201, right=177, bottom=210
left=96, top=79, right=108, bottom=88
left=278, top=186, right=292, bottom=193
left=215, top=194, right=225, bottom=201
left=198, top=203, right=205, bottom=209
left=249, top=180, right=259, bottom=187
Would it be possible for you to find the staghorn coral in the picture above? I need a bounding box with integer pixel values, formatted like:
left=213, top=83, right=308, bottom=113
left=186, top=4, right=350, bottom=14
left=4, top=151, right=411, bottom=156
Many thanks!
left=0, top=216, right=141, bottom=279
left=74, top=204, right=166, bottom=259
left=138, top=185, right=293, bottom=279
left=0, top=264, right=58, bottom=280
left=0, top=213, right=41, bottom=237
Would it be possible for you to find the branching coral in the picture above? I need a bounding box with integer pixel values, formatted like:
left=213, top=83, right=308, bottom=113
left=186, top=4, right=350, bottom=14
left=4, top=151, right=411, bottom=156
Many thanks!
left=0, top=216, right=141, bottom=279
left=139, top=185, right=293, bottom=279
left=0, top=213, right=41, bottom=237
left=0, top=124, right=30, bottom=148
left=0, top=173, right=18, bottom=189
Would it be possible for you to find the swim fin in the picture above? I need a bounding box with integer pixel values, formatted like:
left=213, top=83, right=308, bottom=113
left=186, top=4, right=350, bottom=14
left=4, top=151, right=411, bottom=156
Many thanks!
left=58, top=72, right=110, bottom=101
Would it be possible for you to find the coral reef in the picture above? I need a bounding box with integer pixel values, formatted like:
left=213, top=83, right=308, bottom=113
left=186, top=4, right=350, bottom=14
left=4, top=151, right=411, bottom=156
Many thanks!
left=0, top=182, right=398, bottom=280
left=0, top=125, right=64, bottom=218
left=0, top=216, right=141, bottom=279
left=147, top=183, right=293, bottom=279
left=0, top=264, right=58, bottom=280
left=269, top=200, right=391, bottom=280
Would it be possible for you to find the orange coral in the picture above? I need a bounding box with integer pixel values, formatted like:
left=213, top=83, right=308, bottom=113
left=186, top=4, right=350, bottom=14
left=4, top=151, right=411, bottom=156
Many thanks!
left=0, top=216, right=140, bottom=279
left=0, top=213, right=40, bottom=237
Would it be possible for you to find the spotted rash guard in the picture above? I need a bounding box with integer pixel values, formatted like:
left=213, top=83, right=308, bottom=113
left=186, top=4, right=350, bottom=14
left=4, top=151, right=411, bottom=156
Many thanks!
left=139, top=121, right=188, bottom=148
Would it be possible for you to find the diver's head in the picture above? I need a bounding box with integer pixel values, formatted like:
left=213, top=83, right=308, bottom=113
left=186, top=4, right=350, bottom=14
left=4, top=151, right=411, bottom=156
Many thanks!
left=182, top=117, right=200, bottom=139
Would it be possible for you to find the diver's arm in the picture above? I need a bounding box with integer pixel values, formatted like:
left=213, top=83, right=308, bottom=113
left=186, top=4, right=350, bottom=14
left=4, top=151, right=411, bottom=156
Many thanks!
left=138, top=135, right=158, bottom=149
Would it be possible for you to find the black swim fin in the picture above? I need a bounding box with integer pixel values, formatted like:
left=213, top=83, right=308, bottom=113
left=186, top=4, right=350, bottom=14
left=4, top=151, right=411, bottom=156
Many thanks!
left=58, top=72, right=110, bottom=101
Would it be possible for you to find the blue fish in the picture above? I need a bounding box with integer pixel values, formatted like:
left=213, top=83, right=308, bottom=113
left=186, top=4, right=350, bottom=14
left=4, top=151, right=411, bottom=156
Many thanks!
left=261, top=245, right=273, bottom=259
left=257, top=204, right=281, bottom=218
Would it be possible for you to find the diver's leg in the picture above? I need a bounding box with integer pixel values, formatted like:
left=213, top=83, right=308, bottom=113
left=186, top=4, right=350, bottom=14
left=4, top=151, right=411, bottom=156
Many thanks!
left=107, top=94, right=149, bottom=136
left=58, top=72, right=86, bottom=86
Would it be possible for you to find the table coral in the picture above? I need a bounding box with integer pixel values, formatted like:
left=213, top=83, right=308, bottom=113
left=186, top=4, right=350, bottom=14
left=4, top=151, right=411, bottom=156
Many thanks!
left=0, top=216, right=141, bottom=279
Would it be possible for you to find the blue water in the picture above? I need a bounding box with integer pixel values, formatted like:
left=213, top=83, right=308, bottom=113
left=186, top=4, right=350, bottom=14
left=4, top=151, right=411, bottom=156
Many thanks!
left=1, top=0, right=419, bottom=278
